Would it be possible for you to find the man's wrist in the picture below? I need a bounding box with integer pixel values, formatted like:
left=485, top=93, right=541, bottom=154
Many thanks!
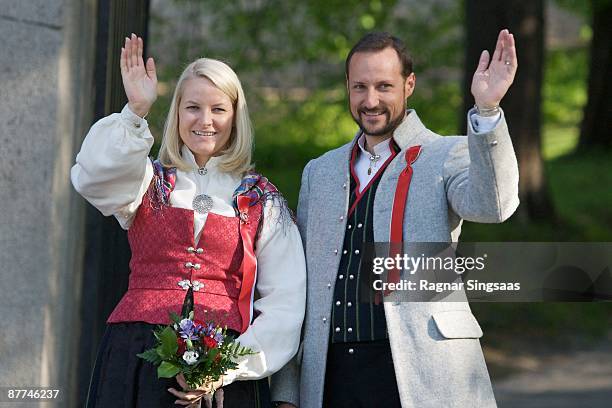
left=473, top=103, right=500, bottom=117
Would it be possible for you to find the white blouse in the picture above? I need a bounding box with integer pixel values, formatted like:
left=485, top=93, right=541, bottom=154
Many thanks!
left=71, top=105, right=306, bottom=386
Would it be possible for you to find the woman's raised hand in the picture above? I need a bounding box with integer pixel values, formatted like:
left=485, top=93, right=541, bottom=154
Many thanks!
left=120, top=33, right=158, bottom=118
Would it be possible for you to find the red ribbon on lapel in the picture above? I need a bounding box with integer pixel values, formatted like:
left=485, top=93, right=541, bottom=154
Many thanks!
left=237, top=195, right=258, bottom=333
left=386, top=145, right=422, bottom=292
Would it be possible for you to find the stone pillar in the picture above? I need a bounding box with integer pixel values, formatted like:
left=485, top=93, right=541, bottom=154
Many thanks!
left=0, top=0, right=97, bottom=406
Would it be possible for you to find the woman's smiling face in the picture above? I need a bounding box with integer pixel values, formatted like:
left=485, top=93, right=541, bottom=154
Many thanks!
left=178, top=76, right=234, bottom=167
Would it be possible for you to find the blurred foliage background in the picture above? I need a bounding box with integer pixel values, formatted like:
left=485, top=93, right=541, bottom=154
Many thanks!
left=145, top=0, right=612, bottom=346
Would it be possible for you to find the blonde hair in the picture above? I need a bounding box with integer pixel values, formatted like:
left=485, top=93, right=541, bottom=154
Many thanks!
left=158, top=58, right=253, bottom=174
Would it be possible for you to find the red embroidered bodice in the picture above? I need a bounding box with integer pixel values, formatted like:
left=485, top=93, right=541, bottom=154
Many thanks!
left=107, top=188, right=262, bottom=333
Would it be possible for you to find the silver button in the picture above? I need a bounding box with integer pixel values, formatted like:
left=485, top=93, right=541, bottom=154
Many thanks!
left=335, top=327, right=341, bottom=332
left=339, top=216, right=344, bottom=221
left=349, top=275, right=355, bottom=280
left=343, top=250, right=348, bottom=255
left=347, top=302, right=353, bottom=307
left=357, top=223, right=363, bottom=228
left=348, top=327, right=353, bottom=333
left=187, top=247, right=195, bottom=253
left=135, top=123, right=141, bottom=128
left=348, top=224, right=352, bottom=229
left=348, top=348, right=355, bottom=354
left=335, top=301, right=341, bottom=306
left=490, top=140, right=498, bottom=146
left=354, top=249, right=360, bottom=255
left=342, top=183, right=347, bottom=189
left=338, top=274, right=344, bottom=280
left=327, top=283, right=332, bottom=289
left=322, top=317, right=327, bottom=322
left=185, top=262, right=194, bottom=268
left=196, top=248, right=203, bottom=254
left=192, top=281, right=204, bottom=291
left=193, top=263, right=201, bottom=270
left=334, top=249, right=338, bottom=255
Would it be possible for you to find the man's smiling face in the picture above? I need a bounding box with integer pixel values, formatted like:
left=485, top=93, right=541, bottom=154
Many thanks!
left=347, top=47, right=415, bottom=139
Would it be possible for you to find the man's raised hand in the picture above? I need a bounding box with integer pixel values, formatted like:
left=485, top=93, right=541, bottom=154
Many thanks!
left=120, top=33, right=157, bottom=118
left=471, top=29, right=518, bottom=110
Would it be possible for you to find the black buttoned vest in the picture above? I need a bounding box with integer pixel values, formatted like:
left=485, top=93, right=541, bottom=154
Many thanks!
left=331, top=141, right=399, bottom=343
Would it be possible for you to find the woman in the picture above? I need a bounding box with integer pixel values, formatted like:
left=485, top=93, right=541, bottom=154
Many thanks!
left=71, top=34, right=306, bottom=407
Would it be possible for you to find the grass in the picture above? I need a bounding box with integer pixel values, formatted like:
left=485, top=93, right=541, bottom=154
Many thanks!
left=542, top=126, right=580, bottom=160
left=473, top=303, right=612, bottom=347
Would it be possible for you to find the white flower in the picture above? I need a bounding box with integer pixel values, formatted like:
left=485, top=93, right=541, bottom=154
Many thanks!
left=182, top=350, right=199, bottom=365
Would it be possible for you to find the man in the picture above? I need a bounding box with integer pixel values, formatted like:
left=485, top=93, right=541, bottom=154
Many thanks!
left=271, top=29, right=518, bottom=407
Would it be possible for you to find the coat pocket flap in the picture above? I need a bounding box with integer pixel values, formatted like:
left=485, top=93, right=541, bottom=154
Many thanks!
left=432, top=310, right=483, bottom=339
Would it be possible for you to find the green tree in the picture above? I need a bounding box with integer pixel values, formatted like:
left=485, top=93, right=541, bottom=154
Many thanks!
left=579, top=0, right=612, bottom=150
left=463, top=0, right=555, bottom=221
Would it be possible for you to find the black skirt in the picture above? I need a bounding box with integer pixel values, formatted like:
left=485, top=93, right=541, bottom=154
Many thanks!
left=86, top=322, right=271, bottom=408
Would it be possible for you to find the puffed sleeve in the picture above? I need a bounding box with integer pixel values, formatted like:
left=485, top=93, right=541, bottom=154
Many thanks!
left=70, top=104, right=154, bottom=228
left=222, top=200, right=306, bottom=386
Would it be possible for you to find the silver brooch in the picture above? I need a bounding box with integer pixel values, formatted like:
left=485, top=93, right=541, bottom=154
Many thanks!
left=239, top=211, right=249, bottom=224
left=197, top=167, right=208, bottom=175
left=192, top=194, right=213, bottom=214
left=178, top=279, right=191, bottom=290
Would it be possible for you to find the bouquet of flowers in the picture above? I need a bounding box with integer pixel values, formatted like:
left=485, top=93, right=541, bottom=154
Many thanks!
left=137, top=290, right=254, bottom=390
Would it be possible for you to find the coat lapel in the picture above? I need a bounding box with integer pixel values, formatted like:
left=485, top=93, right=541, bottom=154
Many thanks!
left=308, top=143, right=353, bottom=287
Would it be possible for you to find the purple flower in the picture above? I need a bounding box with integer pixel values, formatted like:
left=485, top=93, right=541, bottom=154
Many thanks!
left=214, top=331, right=225, bottom=345
left=178, top=319, right=199, bottom=341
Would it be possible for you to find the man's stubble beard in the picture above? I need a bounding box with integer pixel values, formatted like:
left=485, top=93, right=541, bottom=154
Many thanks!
left=350, top=95, right=407, bottom=140
left=352, top=109, right=405, bottom=139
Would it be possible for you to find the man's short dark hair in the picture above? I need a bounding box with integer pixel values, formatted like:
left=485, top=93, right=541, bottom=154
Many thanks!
left=345, top=32, right=413, bottom=79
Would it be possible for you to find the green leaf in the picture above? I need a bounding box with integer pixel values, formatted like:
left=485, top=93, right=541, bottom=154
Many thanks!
left=137, top=348, right=162, bottom=365
left=158, top=326, right=178, bottom=359
left=169, top=311, right=182, bottom=324
left=208, top=348, right=220, bottom=360
left=157, top=361, right=181, bottom=378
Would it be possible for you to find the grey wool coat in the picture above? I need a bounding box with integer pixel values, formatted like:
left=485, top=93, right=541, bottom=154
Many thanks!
left=270, top=109, right=519, bottom=408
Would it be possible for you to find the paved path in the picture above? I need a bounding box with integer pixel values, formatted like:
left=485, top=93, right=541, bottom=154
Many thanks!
left=489, top=339, right=612, bottom=408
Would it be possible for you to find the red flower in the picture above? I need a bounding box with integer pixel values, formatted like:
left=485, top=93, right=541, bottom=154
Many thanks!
left=177, top=337, right=186, bottom=355
left=203, top=336, right=218, bottom=349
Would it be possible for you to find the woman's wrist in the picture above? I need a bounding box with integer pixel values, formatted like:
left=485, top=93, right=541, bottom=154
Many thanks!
left=127, top=102, right=151, bottom=118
